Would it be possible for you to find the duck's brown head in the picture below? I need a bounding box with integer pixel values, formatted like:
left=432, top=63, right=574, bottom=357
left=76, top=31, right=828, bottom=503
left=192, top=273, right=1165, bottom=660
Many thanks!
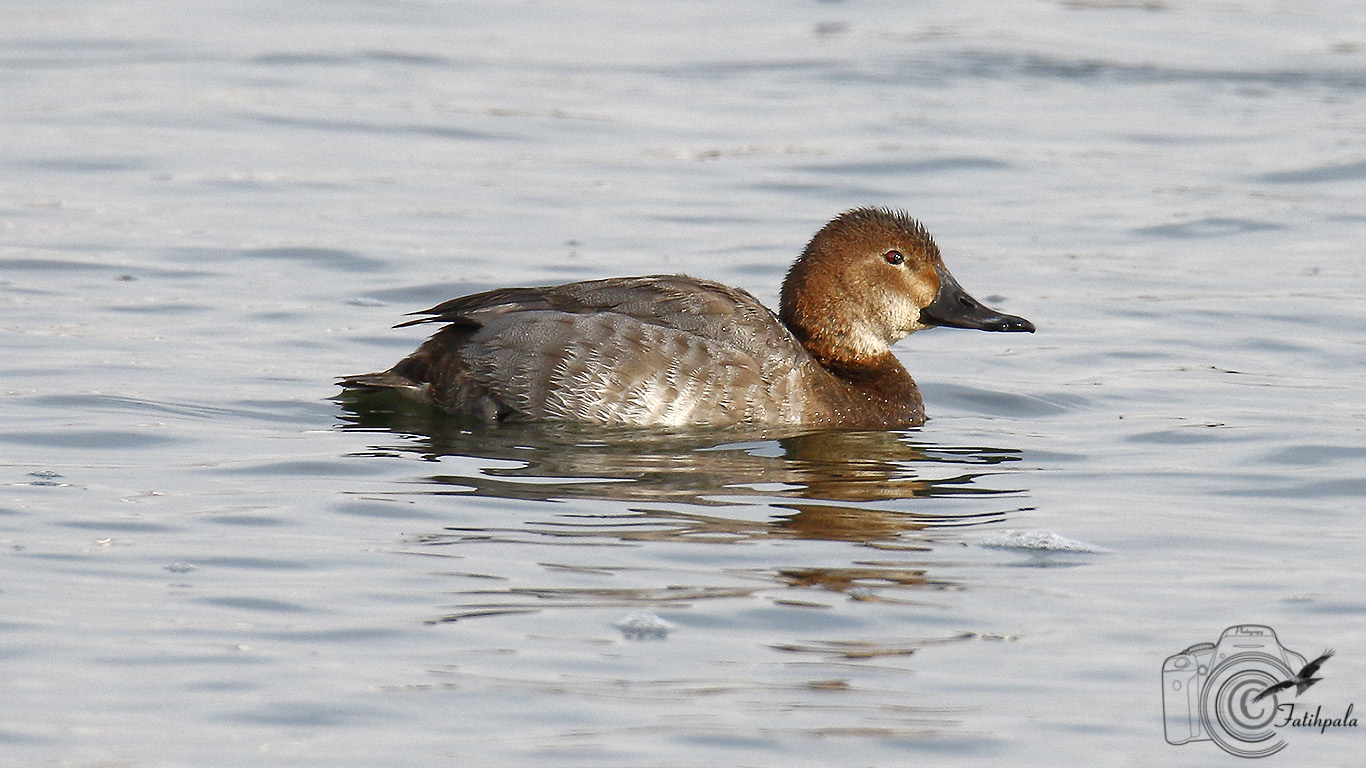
left=779, top=208, right=1033, bottom=371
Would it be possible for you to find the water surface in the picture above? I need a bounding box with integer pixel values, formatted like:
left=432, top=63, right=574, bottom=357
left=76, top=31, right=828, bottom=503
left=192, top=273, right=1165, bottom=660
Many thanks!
left=3, top=1, right=1364, bottom=765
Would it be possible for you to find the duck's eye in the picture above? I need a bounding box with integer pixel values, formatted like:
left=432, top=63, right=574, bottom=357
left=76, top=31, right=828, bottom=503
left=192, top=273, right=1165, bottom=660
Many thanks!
left=883, top=249, right=905, bottom=266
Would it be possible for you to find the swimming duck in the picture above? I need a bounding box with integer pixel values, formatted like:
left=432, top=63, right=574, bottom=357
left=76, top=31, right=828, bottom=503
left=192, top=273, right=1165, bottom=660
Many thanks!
left=341, top=208, right=1033, bottom=428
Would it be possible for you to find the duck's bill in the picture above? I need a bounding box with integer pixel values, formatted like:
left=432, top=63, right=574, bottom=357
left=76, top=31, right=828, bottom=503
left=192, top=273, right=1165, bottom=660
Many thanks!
left=921, top=267, right=1035, bottom=333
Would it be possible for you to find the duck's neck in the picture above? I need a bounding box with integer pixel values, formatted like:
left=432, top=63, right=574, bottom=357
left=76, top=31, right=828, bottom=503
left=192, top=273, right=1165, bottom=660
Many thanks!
left=779, top=251, right=900, bottom=373
left=796, top=336, right=926, bottom=427
left=822, top=349, right=918, bottom=398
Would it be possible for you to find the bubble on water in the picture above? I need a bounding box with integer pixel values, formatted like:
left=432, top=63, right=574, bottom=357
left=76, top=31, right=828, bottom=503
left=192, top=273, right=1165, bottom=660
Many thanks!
left=614, top=611, right=673, bottom=640
left=25, top=470, right=66, bottom=486
left=979, top=529, right=1110, bottom=554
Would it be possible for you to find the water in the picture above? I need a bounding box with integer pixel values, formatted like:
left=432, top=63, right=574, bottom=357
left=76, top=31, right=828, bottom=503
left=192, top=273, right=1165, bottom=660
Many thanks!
left=3, top=0, right=1364, bottom=765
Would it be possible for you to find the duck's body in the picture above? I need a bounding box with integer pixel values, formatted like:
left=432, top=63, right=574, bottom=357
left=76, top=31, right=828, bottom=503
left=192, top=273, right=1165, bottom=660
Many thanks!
left=344, top=275, right=923, bottom=427
left=341, top=208, right=1033, bottom=428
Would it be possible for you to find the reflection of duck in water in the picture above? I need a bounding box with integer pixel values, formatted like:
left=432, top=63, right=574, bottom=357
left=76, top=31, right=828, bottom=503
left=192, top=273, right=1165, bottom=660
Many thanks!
left=337, top=396, right=1025, bottom=508
left=342, top=209, right=1033, bottom=428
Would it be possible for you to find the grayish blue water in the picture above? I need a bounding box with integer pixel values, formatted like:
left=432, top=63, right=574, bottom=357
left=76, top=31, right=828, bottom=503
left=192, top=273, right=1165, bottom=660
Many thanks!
left=3, top=1, right=1364, bottom=765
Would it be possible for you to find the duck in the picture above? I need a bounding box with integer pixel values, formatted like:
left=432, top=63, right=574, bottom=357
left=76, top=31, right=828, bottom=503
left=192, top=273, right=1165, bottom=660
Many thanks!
left=340, top=208, right=1034, bottom=428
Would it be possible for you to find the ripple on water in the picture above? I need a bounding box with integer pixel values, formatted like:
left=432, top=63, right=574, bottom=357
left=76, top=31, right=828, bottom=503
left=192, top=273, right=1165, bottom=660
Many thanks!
left=0, top=429, right=178, bottom=450
left=1254, top=442, right=1366, bottom=467
left=195, top=596, right=316, bottom=614
left=1130, top=217, right=1284, bottom=239
left=1256, top=160, right=1366, bottom=184
left=923, top=382, right=1079, bottom=418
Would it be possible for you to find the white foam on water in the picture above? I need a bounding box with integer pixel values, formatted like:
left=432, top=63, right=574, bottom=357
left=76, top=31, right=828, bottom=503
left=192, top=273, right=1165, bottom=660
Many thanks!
left=979, top=529, right=1111, bottom=554
left=614, top=611, right=674, bottom=639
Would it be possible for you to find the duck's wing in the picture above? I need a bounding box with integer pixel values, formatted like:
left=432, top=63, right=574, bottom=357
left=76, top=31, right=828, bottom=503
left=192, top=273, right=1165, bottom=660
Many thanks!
left=399, top=275, right=808, bottom=367
left=447, top=278, right=813, bottom=424
left=345, top=276, right=824, bottom=424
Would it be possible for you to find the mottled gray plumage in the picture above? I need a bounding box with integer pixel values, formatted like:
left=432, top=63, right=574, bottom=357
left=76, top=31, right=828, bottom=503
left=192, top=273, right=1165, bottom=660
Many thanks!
left=341, top=209, right=1033, bottom=427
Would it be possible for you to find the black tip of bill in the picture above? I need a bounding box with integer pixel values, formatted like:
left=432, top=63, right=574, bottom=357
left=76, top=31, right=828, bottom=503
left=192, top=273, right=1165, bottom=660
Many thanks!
left=921, top=266, right=1035, bottom=333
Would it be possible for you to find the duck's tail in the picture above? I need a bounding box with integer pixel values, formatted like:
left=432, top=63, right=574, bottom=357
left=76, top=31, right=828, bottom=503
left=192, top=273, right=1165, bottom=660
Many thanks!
left=337, top=372, right=433, bottom=404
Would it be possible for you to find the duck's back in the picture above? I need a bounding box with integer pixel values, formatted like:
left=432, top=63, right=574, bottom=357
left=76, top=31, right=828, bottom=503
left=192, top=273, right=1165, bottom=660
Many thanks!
left=346, top=276, right=831, bottom=426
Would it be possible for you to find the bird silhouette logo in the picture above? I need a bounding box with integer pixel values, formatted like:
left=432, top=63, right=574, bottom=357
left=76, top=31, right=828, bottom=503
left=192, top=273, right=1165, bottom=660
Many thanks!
left=1253, top=650, right=1334, bottom=702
